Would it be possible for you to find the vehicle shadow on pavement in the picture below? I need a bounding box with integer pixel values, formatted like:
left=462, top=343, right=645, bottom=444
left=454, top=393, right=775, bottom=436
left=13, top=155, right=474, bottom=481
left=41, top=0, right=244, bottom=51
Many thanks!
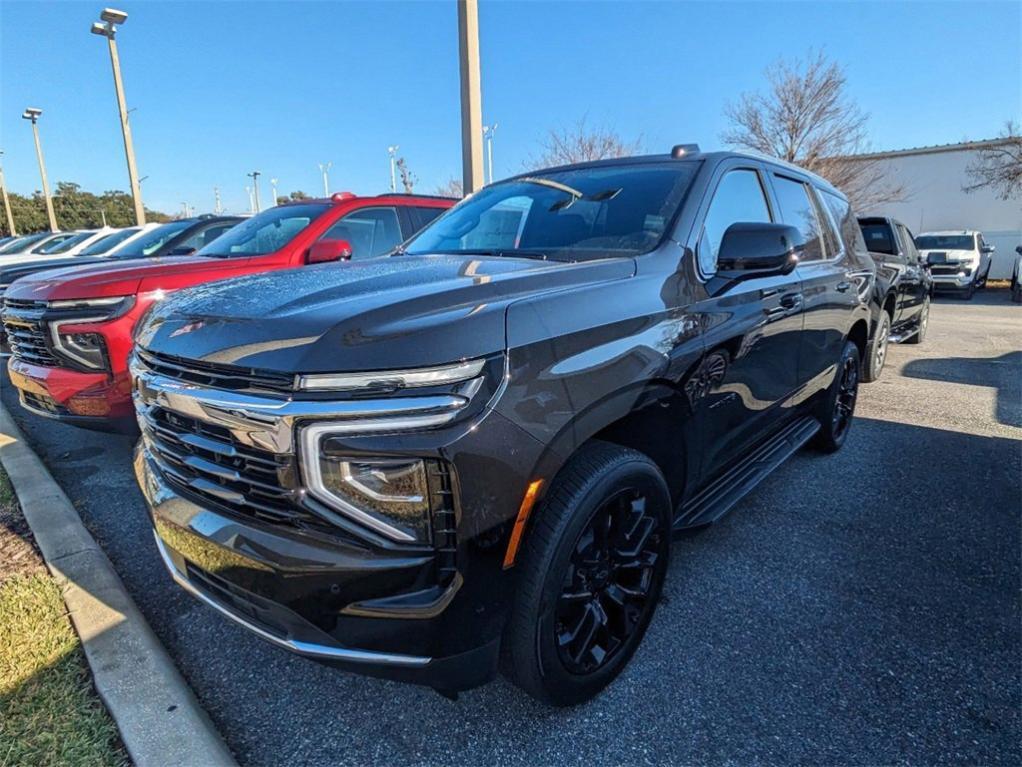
left=901, top=351, right=1022, bottom=427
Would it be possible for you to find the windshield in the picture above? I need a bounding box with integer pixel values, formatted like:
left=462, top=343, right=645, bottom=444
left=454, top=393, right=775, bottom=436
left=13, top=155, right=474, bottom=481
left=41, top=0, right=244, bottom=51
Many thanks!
left=37, top=231, right=95, bottom=255
left=916, top=234, right=975, bottom=251
left=108, top=220, right=192, bottom=258
left=196, top=204, right=330, bottom=257
left=404, top=164, right=698, bottom=261
left=0, top=232, right=51, bottom=254
left=79, top=228, right=140, bottom=256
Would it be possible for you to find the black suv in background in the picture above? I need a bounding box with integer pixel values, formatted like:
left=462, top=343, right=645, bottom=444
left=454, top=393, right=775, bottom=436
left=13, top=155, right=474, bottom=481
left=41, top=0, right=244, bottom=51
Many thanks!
left=857, top=216, right=932, bottom=381
left=131, top=148, right=874, bottom=705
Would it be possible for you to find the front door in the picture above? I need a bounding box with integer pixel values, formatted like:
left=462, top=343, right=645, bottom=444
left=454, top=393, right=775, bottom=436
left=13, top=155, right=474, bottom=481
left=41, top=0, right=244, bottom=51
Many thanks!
left=687, top=163, right=804, bottom=480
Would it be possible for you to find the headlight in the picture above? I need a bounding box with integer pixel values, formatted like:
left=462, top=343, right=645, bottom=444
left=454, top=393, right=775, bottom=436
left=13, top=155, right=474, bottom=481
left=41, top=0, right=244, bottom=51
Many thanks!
left=48, top=295, right=134, bottom=370
left=301, top=422, right=440, bottom=542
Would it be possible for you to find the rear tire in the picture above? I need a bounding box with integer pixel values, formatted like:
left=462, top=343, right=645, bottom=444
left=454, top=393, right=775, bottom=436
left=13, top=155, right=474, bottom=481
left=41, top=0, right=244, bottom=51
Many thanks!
left=502, top=442, right=672, bottom=706
left=862, top=312, right=890, bottom=382
left=905, top=295, right=929, bottom=344
left=812, top=340, right=860, bottom=454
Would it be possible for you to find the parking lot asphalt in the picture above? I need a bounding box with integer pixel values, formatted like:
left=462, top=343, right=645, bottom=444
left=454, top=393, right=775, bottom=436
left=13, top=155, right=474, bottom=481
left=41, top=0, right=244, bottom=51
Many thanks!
left=2, top=289, right=1019, bottom=766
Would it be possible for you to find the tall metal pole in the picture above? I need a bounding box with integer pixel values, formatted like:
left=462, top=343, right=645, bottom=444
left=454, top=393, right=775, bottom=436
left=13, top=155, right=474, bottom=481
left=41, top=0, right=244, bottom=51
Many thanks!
left=248, top=171, right=261, bottom=212
left=483, top=123, right=497, bottom=184
left=270, top=178, right=278, bottom=206
left=388, top=146, right=399, bottom=193
left=319, top=162, right=331, bottom=196
left=105, top=33, right=145, bottom=225
left=457, top=0, right=484, bottom=194
left=213, top=186, right=223, bottom=215
left=0, top=151, right=16, bottom=236
left=23, top=112, right=57, bottom=231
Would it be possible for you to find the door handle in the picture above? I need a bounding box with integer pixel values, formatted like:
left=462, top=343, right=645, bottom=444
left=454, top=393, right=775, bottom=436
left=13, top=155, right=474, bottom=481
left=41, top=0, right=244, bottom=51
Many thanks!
left=836, top=281, right=851, bottom=292
left=780, top=293, right=803, bottom=310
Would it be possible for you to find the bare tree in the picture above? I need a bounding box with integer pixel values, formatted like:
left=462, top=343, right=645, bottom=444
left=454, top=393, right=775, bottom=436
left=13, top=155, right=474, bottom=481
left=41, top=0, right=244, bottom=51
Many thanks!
left=964, top=121, right=1022, bottom=200
left=395, top=157, right=416, bottom=194
left=721, top=50, right=903, bottom=211
left=434, top=177, right=464, bottom=198
left=530, top=116, right=641, bottom=170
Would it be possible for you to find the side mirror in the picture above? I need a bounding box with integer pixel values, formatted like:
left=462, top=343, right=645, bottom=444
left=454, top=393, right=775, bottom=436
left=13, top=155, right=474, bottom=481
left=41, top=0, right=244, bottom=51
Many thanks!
left=1015, top=245, right=1022, bottom=255
left=168, top=246, right=196, bottom=256
left=981, top=245, right=995, bottom=254
left=716, top=222, right=804, bottom=278
left=308, top=239, right=353, bottom=264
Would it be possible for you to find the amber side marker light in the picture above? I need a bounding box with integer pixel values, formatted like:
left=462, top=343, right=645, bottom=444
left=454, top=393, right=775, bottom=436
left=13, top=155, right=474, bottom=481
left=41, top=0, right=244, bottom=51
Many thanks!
left=502, top=479, right=544, bottom=569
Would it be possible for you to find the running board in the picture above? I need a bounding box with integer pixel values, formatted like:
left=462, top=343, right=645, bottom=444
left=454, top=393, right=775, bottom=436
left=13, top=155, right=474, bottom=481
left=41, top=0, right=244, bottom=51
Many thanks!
left=888, top=328, right=918, bottom=344
left=674, top=416, right=820, bottom=531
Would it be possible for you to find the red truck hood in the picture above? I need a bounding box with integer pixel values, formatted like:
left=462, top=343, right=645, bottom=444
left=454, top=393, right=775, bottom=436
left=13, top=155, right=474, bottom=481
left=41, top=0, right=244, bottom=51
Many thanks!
left=3, top=255, right=271, bottom=301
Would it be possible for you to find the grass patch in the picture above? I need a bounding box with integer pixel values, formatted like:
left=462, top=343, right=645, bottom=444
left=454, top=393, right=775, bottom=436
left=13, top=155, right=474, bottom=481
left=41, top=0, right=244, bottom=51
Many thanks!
left=0, top=466, right=128, bottom=766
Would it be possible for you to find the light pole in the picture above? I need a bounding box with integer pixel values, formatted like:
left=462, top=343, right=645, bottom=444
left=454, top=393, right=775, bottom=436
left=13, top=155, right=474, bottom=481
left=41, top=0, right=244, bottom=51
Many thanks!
left=247, top=170, right=261, bottom=212
left=387, top=145, right=399, bottom=193
left=245, top=186, right=254, bottom=213
left=91, top=8, right=145, bottom=225
left=270, top=177, right=278, bottom=206
left=213, top=186, right=223, bottom=214
left=318, top=162, right=332, bottom=196
left=483, top=123, right=498, bottom=184
left=0, top=151, right=16, bottom=236
left=457, top=0, right=484, bottom=194
left=22, top=108, right=58, bottom=231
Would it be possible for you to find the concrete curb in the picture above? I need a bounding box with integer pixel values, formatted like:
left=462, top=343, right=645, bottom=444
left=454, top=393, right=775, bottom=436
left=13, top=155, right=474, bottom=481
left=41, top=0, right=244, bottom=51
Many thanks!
left=0, top=400, right=237, bottom=767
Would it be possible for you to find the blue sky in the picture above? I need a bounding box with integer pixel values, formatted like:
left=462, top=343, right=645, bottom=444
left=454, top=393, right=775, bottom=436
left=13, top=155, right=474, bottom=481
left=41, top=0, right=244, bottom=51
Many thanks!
left=2, top=0, right=1019, bottom=216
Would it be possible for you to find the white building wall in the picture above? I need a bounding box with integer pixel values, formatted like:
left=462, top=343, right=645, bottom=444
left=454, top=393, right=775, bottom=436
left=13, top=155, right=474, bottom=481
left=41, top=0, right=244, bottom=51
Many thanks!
left=858, top=146, right=1021, bottom=279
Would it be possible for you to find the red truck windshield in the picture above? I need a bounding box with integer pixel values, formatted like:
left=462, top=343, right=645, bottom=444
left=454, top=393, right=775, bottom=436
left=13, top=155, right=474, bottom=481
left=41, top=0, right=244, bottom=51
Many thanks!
left=196, top=204, right=331, bottom=258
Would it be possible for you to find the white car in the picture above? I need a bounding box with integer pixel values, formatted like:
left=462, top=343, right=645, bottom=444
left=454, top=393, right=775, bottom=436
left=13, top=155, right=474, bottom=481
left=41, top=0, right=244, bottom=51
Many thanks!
left=916, top=230, right=995, bottom=300
left=27, top=228, right=117, bottom=258
left=76, top=223, right=163, bottom=257
left=0, top=231, right=77, bottom=263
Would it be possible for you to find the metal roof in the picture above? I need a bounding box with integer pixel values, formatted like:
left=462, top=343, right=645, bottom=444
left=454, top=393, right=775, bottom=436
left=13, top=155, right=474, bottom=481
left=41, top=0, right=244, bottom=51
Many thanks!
left=844, top=137, right=1012, bottom=161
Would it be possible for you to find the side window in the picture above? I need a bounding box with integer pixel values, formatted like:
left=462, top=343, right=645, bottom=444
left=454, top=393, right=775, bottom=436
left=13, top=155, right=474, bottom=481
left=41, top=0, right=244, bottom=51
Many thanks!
left=812, top=187, right=842, bottom=257
left=898, top=225, right=921, bottom=263
left=697, top=169, right=772, bottom=275
left=321, top=207, right=402, bottom=260
left=771, top=175, right=825, bottom=261
left=414, top=206, right=445, bottom=230
left=821, top=191, right=868, bottom=256
left=178, top=223, right=237, bottom=252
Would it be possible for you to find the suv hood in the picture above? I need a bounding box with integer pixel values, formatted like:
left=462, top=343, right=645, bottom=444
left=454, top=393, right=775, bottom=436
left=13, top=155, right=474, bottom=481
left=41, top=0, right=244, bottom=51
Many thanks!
left=3, top=255, right=254, bottom=301
left=919, top=248, right=978, bottom=263
left=0, top=256, right=106, bottom=286
left=137, top=254, right=634, bottom=373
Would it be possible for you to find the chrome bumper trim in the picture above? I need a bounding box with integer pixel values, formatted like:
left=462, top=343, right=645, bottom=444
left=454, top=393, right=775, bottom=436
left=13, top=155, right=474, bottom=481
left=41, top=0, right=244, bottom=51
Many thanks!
left=152, top=532, right=432, bottom=668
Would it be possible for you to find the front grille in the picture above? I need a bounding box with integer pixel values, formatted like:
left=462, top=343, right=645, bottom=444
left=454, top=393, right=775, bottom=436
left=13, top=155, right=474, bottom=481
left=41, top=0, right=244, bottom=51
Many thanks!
left=930, top=265, right=961, bottom=276
left=3, top=298, right=47, bottom=312
left=136, top=347, right=295, bottom=395
left=140, top=405, right=338, bottom=534
left=2, top=315, right=59, bottom=367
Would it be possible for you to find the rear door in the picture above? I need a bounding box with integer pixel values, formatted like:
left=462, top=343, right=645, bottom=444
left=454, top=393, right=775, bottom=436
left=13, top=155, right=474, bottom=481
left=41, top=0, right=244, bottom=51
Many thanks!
left=768, top=174, right=851, bottom=393
left=895, top=223, right=926, bottom=323
left=688, top=160, right=804, bottom=477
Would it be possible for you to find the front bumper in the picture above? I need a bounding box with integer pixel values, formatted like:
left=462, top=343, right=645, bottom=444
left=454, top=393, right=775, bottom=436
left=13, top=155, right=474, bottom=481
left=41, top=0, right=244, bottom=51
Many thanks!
left=135, top=445, right=501, bottom=690
left=930, top=271, right=975, bottom=290
left=7, top=357, right=135, bottom=429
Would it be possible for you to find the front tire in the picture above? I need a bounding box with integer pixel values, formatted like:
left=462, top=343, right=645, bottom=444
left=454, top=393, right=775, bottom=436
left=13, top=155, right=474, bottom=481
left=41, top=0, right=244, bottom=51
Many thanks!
left=812, top=340, right=860, bottom=453
left=862, top=311, right=890, bottom=382
left=503, top=442, right=672, bottom=706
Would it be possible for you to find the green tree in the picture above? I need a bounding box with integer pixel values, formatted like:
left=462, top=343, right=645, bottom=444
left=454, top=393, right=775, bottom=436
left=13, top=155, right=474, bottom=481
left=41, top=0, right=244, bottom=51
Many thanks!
left=0, top=182, right=169, bottom=235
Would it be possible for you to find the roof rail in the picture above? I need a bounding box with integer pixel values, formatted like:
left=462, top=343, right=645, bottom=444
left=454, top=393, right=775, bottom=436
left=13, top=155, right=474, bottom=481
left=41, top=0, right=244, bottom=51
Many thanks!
left=375, top=192, right=459, bottom=201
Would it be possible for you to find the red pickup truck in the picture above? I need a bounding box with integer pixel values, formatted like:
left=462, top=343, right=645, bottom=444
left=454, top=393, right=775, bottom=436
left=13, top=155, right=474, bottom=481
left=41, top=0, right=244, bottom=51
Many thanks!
left=2, top=193, right=453, bottom=430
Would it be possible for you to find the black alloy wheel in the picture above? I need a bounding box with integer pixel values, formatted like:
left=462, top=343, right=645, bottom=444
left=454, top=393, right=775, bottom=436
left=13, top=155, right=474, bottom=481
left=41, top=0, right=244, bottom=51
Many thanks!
left=502, top=442, right=672, bottom=706
left=555, top=488, right=663, bottom=675
left=812, top=340, right=860, bottom=453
